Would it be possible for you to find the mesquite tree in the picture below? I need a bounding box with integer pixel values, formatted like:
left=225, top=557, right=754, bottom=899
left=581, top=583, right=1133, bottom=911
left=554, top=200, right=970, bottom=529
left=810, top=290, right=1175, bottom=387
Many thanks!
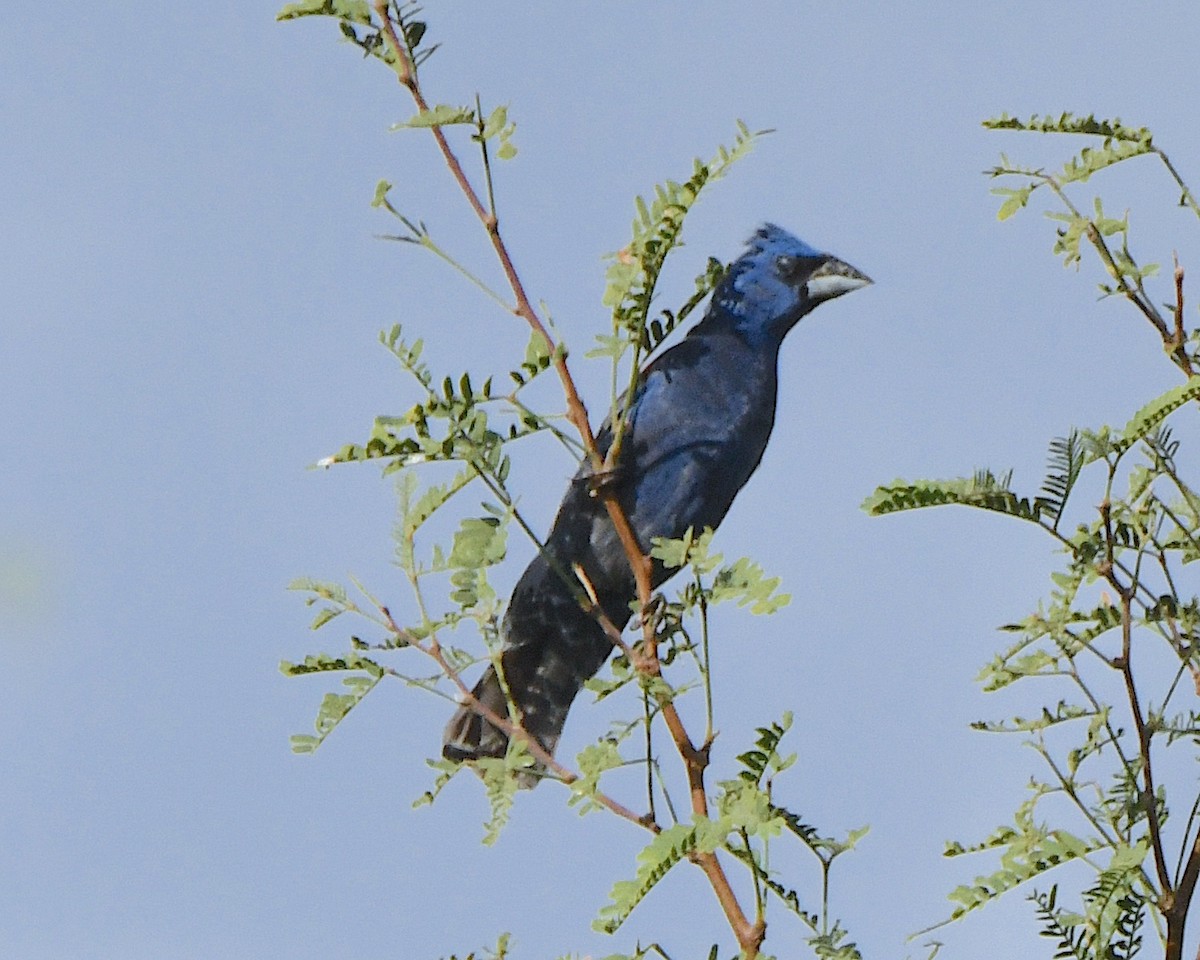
left=280, top=4, right=862, bottom=959
left=278, top=4, right=1200, bottom=958
left=868, top=114, right=1200, bottom=960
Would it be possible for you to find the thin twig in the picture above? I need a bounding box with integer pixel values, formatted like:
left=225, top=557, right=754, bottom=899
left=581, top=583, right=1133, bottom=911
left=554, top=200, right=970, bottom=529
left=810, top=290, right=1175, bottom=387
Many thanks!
left=643, top=690, right=656, bottom=823
left=1173, top=254, right=1187, bottom=354
left=1175, top=792, right=1200, bottom=887
left=371, top=0, right=653, bottom=624
left=1154, top=148, right=1200, bottom=220
left=1041, top=173, right=1191, bottom=373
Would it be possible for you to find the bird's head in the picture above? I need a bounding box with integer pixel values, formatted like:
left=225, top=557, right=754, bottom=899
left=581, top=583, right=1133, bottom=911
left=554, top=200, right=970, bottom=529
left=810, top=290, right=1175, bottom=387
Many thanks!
left=711, top=223, right=872, bottom=343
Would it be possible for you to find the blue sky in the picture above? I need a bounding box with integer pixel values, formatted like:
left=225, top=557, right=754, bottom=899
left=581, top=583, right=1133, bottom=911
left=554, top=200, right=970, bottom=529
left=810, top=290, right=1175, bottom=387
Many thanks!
left=5, top=3, right=1200, bottom=958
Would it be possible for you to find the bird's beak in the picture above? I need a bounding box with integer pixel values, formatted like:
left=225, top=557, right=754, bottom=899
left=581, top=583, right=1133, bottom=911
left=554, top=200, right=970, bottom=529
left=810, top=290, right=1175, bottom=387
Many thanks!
left=806, top=256, right=873, bottom=304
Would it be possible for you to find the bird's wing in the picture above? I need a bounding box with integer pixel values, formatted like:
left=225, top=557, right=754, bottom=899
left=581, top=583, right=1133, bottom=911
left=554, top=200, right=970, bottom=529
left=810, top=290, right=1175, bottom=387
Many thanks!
left=577, top=360, right=770, bottom=585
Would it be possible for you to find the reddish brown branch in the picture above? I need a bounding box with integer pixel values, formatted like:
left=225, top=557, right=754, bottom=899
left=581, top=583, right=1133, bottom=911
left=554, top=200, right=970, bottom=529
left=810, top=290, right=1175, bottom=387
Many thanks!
left=1171, top=255, right=1193, bottom=375
left=370, top=8, right=759, bottom=953
left=378, top=603, right=652, bottom=829
left=1169, top=824, right=1200, bottom=960
left=1118, top=594, right=1171, bottom=893
left=372, top=1, right=594, bottom=447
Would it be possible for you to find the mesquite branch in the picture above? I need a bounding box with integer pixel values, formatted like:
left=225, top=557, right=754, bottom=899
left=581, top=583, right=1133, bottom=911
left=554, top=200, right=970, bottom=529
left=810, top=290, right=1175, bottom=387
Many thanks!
left=368, top=5, right=761, bottom=954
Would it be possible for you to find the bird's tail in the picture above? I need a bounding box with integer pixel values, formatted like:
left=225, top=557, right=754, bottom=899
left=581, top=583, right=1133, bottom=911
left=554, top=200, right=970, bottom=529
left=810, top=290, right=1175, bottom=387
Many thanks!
left=441, top=645, right=579, bottom=770
left=442, top=664, right=514, bottom=762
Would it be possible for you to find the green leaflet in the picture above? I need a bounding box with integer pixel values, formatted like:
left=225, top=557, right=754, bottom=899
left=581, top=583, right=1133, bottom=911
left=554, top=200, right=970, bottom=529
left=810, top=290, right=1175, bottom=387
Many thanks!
left=325, top=322, right=553, bottom=475
left=600, top=122, right=765, bottom=456
left=446, top=515, right=507, bottom=610
left=287, top=670, right=383, bottom=754
left=711, top=556, right=790, bottom=614
left=594, top=819, right=728, bottom=934
left=979, top=603, right=1123, bottom=692
left=863, top=470, right=1041, bottom=522
left=651, top=529, right=790, bottom=614
left=447, top=516, right=507, bottom=567
left=474, top=740, right=535, bottom=845
left=279, top=651, right=383, bottom=677
left=970, top=701, right=1096, bottom=734
left=983, top=112, right=1153, bottom=144
left=983, top=113, right=1155, bottom=202
left=1039, top=430, right=1085, bottom=528
left=1057, top=140, right=1155, bottom=187
left=993, top=184, right=1034, bottom=221
left=434, top=931, right=513, bottom=960
left=288, top=577, right=382, bottom=634
left=638, top=257, right=726, bottom=355
left=1115, top=376, right=1200, bottom=454
left=391, top=104, right=476, bottom=130
left=508, top=328, right=557, bottom=387
left=289, top=576, right=351, bottom=609
left=1028, top=842, right=1149, bottom=960
left=940, top=798, right=1101, bottom=927
left=734, top=713, right=796, bottom=785
left=805, top=927, right=863, bottom=960
left=478, top=105, right=518, bottom=160
left=603, top=121, right=763, bottom=347
left=568, top=740, right=624, bottom=815
left=397, top=466, right=477, bottom=549
left=726, top=845, right=815, bottom=923
left=412, top=758, right=461, bottom=809
left=944, top=829, right=1099, bottom=922
left=276, top=0, right=371, bottom=23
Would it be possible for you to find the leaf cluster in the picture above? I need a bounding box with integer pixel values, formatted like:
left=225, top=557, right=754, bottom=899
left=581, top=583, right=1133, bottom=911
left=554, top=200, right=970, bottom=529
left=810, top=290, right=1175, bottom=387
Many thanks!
left=278, top=1, right=438, bottom=72
left=870, top=115, right=1200, bottom=959
left=601, top=121, right=761, bottom=352
left=652, top=528, right=792, bottom=616
left=392, top=102, right=518, bottom=160
left=322, top=324, right=565, bottom=479
left=593, top=124, right=765, bottom=464
left=596, top=716, right=863, bottom=960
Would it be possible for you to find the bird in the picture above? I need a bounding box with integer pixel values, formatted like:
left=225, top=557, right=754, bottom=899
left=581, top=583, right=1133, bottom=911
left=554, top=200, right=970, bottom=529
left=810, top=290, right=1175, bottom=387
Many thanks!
left=443, top=223, right=871, bottom=774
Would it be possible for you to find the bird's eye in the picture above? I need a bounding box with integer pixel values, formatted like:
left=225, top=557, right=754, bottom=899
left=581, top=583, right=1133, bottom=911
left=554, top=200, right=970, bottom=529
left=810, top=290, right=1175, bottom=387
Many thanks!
left=775, top=254, right=796, bottom=275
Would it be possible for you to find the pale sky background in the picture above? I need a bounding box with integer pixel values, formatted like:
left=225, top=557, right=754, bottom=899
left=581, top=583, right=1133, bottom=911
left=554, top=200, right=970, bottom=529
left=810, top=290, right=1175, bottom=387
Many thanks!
left=5, top=4, right=1200, bottom=959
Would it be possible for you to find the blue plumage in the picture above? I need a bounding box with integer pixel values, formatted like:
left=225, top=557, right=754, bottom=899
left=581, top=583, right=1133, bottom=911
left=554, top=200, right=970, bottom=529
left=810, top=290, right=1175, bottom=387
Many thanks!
left=444, top=224, right=871, bottom=769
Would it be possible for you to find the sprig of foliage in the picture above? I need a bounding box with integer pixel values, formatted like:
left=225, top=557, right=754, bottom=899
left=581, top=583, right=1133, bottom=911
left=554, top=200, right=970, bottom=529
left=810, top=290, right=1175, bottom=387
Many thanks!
left=940, top=805, right=1101, bottom=924
left=863, top=468, right=1040, bottom=522
left=983, top=112, right=1199, bottom=379
left=280, top=649, right=385, bottom=754
left=595, top=820, right=730, bottom=935
left=1039, top=430, right=1085, bottom=529
left=434, top=931, right=513, bottom=960
left=319, top=322, right=565, bottom=479
left=597, top=123, right=765, bottom=463
left=277, top=0, right=372, bottom=25
left=602, top=121, right=762, bottom=350
left=871, top=116, right=1200, bottom=960
left=278, top=1, right=438, bottom=70
left=474, top=741, right=536, bottom=845
left=651, top=528, right=791, bottom=616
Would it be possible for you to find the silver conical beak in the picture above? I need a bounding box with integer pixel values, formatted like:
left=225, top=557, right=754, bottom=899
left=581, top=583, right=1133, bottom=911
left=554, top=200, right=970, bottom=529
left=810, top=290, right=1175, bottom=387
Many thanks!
left=806, top=257, right=873, bottom=303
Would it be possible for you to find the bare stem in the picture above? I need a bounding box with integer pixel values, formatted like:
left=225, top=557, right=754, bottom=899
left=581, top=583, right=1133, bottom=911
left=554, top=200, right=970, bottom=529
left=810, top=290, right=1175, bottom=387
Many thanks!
left=1118, top=593, right=1171, bottom=893
left=1167, top=825, right=1200, bottom=960
left=1173, top=255, right=1187, bottom=357
left=1154, top=148, right=1200, bottom=221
